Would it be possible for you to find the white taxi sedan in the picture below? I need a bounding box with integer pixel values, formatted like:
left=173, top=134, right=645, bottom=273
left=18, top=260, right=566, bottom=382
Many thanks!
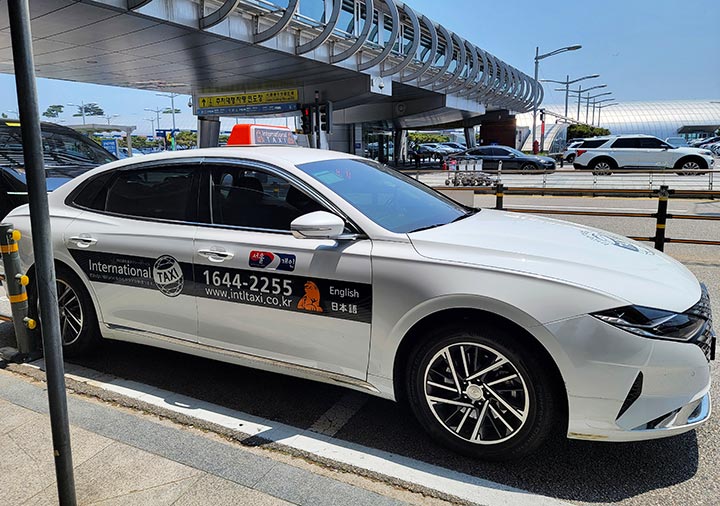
left=1, top=130, right=714, bottom=460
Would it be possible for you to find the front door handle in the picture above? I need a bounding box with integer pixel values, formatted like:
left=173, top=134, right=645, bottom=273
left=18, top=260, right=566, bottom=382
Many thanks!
left=198, top=249, right=234, bottom=263
left=68, top=236, right=97, bottom=248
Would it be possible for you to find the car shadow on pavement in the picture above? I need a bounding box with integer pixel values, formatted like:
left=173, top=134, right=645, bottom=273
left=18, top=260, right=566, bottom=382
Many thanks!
left=333, top=397, right=701, bottom=503
left=3, top=331, right=702, bottom=504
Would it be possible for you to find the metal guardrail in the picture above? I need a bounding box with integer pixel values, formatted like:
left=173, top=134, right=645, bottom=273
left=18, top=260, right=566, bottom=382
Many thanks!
left=407, top=165, right=720, bottom=193
left=488, top=184, right=720, bottom=251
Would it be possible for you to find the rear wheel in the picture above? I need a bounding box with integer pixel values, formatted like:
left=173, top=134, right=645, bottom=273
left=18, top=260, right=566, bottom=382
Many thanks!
left=28, top=265, right=100, bottom=357
left=406, top=323, right=559, bottom=460
left=566, top=154, right=576, bottom=163
left=590, top=158, right=615, bottom=175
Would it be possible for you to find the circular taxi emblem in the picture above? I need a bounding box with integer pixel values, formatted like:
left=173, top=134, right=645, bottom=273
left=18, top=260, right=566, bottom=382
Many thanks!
left=153, top=255, right=184, bottom=297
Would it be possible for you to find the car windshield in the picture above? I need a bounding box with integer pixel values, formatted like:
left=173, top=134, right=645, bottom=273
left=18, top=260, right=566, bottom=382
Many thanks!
left=296, top=158, right=470, bottom=233
left=505, top=147, right=526, bottom=156
left=0, top=126, right=116, bottom=168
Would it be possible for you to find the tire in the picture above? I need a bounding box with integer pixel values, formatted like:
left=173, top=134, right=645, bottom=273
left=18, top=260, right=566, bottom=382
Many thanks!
left=674, top=157, right=707, bottom=176
left=566, top=154, right=575, bottom=163
left=520, top=163, right=536, bottom=171
left=590, top=158, right=615, bottom=176
left=28, top=265, right=100, bottom=357
left=406, top=323, right=559, bottom=461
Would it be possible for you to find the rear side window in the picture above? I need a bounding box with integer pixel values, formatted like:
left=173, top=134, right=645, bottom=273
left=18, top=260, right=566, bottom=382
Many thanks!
left=74, top=167, right=197, bottom=221
left=579, top=139, right=607, bottom=148
left=611, top=138, right=640, bottom=148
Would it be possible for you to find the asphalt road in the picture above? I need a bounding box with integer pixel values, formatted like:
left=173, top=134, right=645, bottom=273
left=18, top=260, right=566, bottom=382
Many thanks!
left=1, top=194, right=718, bottom=506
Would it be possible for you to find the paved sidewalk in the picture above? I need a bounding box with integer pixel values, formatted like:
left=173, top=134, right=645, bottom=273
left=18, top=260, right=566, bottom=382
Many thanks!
left=0, top=370, right=416, bottom=506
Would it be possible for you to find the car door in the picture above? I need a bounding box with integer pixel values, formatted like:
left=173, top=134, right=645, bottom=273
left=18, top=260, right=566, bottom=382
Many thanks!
left=609, top=137, right=640, bottom=168
left=495, top=147, right=522, bottom=169
left=63, top=162, right=200, bottom=343
left=637, top=137, right=672, bottom=168
left=193, top=163, right=373, bottom=380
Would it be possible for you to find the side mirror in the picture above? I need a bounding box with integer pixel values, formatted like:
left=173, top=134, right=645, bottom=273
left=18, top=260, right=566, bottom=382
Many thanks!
left=291, top=211, right=347, bottom=240
left=508, top=153, right=516, bottom=158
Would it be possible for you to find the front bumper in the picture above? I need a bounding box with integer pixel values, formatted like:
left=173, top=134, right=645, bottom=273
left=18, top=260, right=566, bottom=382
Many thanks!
left=545, top=311, right=712, bottom=442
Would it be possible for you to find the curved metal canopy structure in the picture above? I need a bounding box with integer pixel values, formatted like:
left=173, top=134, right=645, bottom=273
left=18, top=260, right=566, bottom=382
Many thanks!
left=133, top=0, right=537, bottom=113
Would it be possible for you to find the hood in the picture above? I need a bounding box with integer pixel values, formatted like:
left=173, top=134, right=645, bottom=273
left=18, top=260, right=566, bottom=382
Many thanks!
left=525, top=155, right=555, bottom=164
left=676, top=147, right=713, bottom=156
left=408, top=210, right=699, bottom=313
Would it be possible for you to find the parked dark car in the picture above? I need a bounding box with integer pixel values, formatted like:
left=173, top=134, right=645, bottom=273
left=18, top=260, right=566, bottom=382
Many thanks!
left=449, top=145, right=556, bottom=171
left=0, top=120, right=117, bottom=218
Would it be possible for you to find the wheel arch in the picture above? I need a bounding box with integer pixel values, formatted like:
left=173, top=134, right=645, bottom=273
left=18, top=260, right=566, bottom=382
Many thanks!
left=26, top=258, right=104, bottom=327
left=674, top=155, right=708, bottom=170
left=390, top=305, right=568, bottom=422
left=588, top=155, right=617, bottom=169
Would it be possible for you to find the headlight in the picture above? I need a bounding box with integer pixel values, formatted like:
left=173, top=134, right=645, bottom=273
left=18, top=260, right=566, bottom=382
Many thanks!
left=593, top=306, right=705, bottom=341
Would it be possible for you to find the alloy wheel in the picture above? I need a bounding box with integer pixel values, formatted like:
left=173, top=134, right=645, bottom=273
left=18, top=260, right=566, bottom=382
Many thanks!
left=423, top=342, right=529, bottom=444
left=56, top=279, right=84, bottom=346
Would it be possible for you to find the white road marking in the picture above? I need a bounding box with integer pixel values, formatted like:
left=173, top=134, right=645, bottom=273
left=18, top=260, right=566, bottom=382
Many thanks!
left=22, top=360, right=571, bottom=506
left=308, top=391, right=368, bottom=437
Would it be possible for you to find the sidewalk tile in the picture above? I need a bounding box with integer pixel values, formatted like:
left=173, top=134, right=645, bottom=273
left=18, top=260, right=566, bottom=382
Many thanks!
left=0, top=399, right=38, bottom=435
left=0, top=434, right=55, bottom=505
left=174, top=474, right=295, bottom=506
left=71, top=442, right=202, bottom=504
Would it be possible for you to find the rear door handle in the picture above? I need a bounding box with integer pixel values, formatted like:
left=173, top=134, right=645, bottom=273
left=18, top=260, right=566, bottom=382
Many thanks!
left=68, top=236, right=97, bottom=248
left=198, top=249, right=234, bottom=263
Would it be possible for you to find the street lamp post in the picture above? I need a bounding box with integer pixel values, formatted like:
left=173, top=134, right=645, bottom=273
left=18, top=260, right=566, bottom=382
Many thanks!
left=540, top=74, right=599, bottom=119
left=145, top=117, right=156, bottom=136
left=565, top=84, right=607, bottom=122
left=596, top=102, right=619, bottom=127
left=144, top=107, right=163, bottom=149
left=103, top=114, right=119, bottom=125
left=584, top=92, right=612, bottom=123
left=156, top=92, right=180, bottom=151
left=532, top=44, right=582, bottom=153
left=591, top=96, right=614, bottom=125
left=67, top=101, right=86, bottom=125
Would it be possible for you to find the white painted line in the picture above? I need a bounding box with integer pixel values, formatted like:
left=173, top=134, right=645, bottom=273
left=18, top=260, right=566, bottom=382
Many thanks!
left=22, top=360, right=571, bottom=506
left=309, top=391, right=368, bottom=437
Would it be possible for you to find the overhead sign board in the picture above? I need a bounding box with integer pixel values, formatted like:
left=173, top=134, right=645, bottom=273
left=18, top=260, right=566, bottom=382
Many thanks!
left=196, top=89, right=299, bottom=116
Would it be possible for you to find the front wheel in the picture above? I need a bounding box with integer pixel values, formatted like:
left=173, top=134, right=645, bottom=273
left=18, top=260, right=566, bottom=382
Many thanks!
left=520, top=163, right=537, bottom=171
left=28, top=265, right=100, bottom=357
left=675, top=157, right=708, bottom=176
left=406, top=324, right=559, bottom=460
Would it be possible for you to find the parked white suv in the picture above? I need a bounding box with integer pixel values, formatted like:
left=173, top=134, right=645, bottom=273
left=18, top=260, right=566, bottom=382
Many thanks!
left=573, top=134, right=715, bottom=174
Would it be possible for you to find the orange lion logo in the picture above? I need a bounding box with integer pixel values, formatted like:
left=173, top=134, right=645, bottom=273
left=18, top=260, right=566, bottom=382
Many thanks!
left=298, top=281, right=323, bottom=312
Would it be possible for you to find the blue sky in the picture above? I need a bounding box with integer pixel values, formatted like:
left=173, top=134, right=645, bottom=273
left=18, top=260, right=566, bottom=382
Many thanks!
left=1, top=0, right=718, bottom=134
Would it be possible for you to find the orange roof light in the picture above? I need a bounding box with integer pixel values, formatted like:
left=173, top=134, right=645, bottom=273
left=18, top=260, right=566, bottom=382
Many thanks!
left=226, top=124, right=297, bottom=146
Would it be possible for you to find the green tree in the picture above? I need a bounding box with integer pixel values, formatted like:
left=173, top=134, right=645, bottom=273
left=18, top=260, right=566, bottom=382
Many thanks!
left=163, top=108, right=181, bottom=114
left=73, top=103, right=105, bottom=118
left=567, top=124, right=611, bottom=139
left=42, top=104, right=64, bottom=118
left=408, top=132, right=450, bottom=144
left=174, top=130, right=197, bottom=149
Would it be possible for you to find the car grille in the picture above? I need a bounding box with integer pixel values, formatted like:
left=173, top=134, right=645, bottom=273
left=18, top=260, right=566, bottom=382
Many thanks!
left=685, top=284, right=715, bottom=362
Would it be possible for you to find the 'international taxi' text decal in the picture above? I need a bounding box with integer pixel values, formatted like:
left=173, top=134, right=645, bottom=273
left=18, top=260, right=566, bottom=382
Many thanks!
left=69, top=250, right=371, bottom=324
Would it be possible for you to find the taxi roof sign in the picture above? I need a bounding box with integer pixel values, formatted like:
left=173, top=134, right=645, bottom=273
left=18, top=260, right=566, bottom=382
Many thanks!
left=226, top=124, right=297, bottom=146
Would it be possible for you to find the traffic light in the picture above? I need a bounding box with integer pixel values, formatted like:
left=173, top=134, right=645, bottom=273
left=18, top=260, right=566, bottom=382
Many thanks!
left=319, top=101, right=333, bottom=134
left=300, top=106, right=313, bottom=135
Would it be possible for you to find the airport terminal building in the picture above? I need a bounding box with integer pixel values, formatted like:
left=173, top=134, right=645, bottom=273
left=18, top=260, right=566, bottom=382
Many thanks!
left=517, top=100, right=720, bottom=152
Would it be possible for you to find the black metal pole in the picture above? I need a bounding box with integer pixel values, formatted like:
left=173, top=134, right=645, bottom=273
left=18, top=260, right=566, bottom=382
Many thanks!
left=495, top=183, right=505, bottom=210
left=7, top=1, right=77, bottom=504
left=654, top=185, right=669, bottom=252
left=314, top=90, right=321, bottom=149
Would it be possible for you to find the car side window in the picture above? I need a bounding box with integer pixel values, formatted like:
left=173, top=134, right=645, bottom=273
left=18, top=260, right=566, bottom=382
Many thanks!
left=103, top=167, right=196, bottom=221
left=209, top=167, right=327, bottom=231
left=579, top=139, right=606, bottom=148
left=639, top=138, right=665, bottom=149
left=612, top=138, right=640, bottom=148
